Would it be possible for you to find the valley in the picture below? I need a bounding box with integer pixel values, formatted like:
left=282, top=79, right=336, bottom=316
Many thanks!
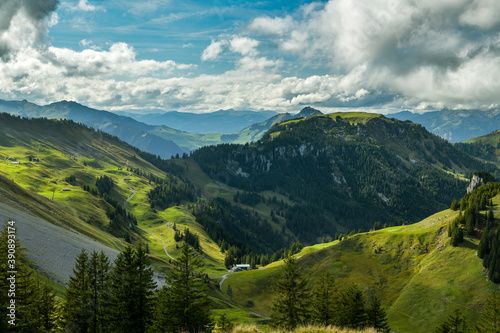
left=0, top=111, right=499, bottom=332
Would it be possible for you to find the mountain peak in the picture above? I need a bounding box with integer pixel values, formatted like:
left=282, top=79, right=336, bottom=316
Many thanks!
left=296, top=107, right=323, bottom=118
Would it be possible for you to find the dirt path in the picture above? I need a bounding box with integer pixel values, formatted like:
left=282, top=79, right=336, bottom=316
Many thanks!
left=4, top=155, right=12, bottom=162
left=120, top=171, right=136, bottom=216
left=150, top=231, right=175, bottom=261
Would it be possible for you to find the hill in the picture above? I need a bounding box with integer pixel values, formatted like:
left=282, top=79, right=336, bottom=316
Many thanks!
left=391, top=109, right=500, bottom=143
left=0, top=113, right=231, bottom=282
left=191, top=112, right=497, bottom=245
left=223, top=200, right=498, bottom=332
left=115, top=109, right=278, bottom=134
left=453, top=130, right=500, bottom=166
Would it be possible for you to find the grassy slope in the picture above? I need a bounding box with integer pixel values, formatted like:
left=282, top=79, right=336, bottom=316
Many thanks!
left=224, top=204, right=497, bottom=332
left=0, top=117, right=228, bottom=275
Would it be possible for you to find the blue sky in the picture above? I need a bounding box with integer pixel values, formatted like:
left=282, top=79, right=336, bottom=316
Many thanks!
left=1, top=0, right=500, bottom=113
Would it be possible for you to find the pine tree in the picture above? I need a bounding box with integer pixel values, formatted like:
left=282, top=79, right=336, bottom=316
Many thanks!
left=312, top=271, right=336, bottom=326
left=107, top=245, right=156, bottom=333
left=367, top=296, right=390, bottom=333
left=334, top=284, right=367, bottom=329
left=476, top=292, right=500, bottom=333
left=160, top=245, right=213, bottom=333
left=217, top=313, right=234, bottom=333
left=436, top=308, right=467, bottom=333
left=270, top=254, right=311, bottom=330
left=88, top=251, right=111, bottom=333
left=64, top=249, right=91, bottom=332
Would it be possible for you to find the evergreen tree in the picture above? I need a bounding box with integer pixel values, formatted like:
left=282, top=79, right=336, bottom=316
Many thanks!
left=217, top=313, right=234, bottom=333
left=334, top=284, right=367, bottom=329
left=158, top=245, right=213, bottom=333
left=107, top=245, right=156, bottom=333
left=367, top=296, right=390, bottom=333
left=312, top=271, right=336, bottom=326
left=436, top=308, right=467, bottom=333
left=270, top=254, right=311, bottom=330
left=64, top=249, right=91, bottom=332
left=88, top=251, right=111, bottom=333
left=475, top=292, right=500, bottom=333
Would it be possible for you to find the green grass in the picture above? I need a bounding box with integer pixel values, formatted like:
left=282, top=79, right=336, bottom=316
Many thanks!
left=225, top=205, right=497, bottom=332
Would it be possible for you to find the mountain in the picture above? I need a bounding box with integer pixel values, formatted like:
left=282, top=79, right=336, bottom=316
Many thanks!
left=0, top=99, right=185, bottom=158
left=115, top=109, right=278, bottom=134
left=191, top=112, right=497, bottom=242
left=391, top=109, right=500, bottom=143
left=232, top=106, right=323, bottom=144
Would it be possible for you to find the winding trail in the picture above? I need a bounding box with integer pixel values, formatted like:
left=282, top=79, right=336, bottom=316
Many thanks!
left=218, top=272, right=232, bottom=289
left=150, top=231, right=175, bottom=261
left=120, top=171, right=136, bottom=216
left=4, top=155, right=12, bottom=162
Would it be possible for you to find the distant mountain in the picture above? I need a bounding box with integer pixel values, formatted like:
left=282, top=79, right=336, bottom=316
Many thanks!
left=0, top=99, right=185, bottom=158
left=115, top=109, right=278, bottom=134
left=232, top=106, right=323, bottom=144
left=391, top=109, right=500, bottom=143
left=192, top=112, right=497, bottom=239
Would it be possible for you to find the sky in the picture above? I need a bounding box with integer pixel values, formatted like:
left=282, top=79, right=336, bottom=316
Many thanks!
left=1, top=0, right=500, bottom=113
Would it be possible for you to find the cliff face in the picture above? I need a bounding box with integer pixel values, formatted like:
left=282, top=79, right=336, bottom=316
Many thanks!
left=467, top=174, right=484, bottom=194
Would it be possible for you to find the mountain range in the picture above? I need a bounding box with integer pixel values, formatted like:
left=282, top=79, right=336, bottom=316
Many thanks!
left=392, top=109, right=500, bottom=143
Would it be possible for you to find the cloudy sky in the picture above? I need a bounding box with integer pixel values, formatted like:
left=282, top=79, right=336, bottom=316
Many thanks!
left=1, top=0, right=500, bottom=113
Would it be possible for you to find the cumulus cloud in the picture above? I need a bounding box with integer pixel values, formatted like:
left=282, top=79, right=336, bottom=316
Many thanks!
left=245, top=0, right=500, bottom=109
left=230, top=36, right=259, bottom=57
left=201, top=40, right=227, bottom=61
left=0, top=0, right=58, bottom=58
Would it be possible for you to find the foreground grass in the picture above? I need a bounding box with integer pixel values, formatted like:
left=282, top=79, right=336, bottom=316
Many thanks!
left=230, top=325, right=377, bottom=333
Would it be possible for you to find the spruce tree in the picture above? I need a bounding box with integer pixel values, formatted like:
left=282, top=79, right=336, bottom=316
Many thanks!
left=334, top=284, right=367, bottom=329
left=161, top=245, right=213, bottom=333
left=436, top=308, right=467, bottom=333
left=64, top=249, right=91, bottom=332
left=270, top=254, right=311, bottom=330
left=312, top=271, right=336, bottom=326
left=88, top=251, right=111, bottom=333
left=476, top=291, right=500, bottom=333
left=367, top=296, right=390, bottom=333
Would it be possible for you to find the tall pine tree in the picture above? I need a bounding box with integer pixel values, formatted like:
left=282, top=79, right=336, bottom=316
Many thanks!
left=367, top=295, right=390, bottom=333
left=270, top=254, right=311, bottom=330
left=312, top=271, right=336, bottom=326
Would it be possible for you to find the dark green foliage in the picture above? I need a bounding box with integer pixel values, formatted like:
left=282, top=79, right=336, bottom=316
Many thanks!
left=193, top=197, right=287, bottom=260
left=233, top=191, right=264, bottom=206
left=192, top=115, right=484, bottom=236
left=334, top=284, right=367, bottom=329
left=95, top=175, right=114, bottom=196
left=107, top=244, right=156, bottom=333
left=150, top=245, right=213, bottom=333
left=65, top=174, right=78, bottom=186
left=312, top=272, right=336, bottom=326
left=64, top=250, right=91, bottom=332
left=478, top=228, right=500, bottom=283
left=147, top=178, right=196, bottom=210
left=270, top=254, right=311, bottom=330
left=475, top=292, right=500, bottom=333
left=183, top=228, right=201, bottom=252
left=448, top=217, right=464, bottom=246
left=435, top=308, right=468, bottom=333
left=367, top=296, right=390, bottom=333
left=451, top=200, right=460, bottom=211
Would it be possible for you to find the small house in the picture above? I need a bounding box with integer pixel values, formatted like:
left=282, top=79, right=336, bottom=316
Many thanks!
left=10, top=161, right=20, bottom=165
left=231, top=264, right=251, bottom=272
left=123, top=178, right=131, bottom=181
left=62, top=188, right=71, bottom=192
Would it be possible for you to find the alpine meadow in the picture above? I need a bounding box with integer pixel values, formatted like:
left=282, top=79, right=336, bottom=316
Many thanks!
left=3, top=1, right=500, bottom=333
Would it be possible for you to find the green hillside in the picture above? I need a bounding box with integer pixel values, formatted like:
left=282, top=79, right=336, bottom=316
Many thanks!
left=0, top=114, right=229, bottom=275
left=224, top=201, right=498, bottom=332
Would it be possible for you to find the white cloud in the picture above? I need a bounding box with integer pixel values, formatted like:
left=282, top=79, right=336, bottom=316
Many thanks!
left=460, top=0, right=500, bottom=29
left=230, top=36, right=259, bottom=57
left=201, top=40, right=227, bottom=61
left=248, top=16, right=294, bottom=36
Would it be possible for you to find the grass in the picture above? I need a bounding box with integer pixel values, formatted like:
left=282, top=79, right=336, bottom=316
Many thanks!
left=225, top=204, right=497, bottom=332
